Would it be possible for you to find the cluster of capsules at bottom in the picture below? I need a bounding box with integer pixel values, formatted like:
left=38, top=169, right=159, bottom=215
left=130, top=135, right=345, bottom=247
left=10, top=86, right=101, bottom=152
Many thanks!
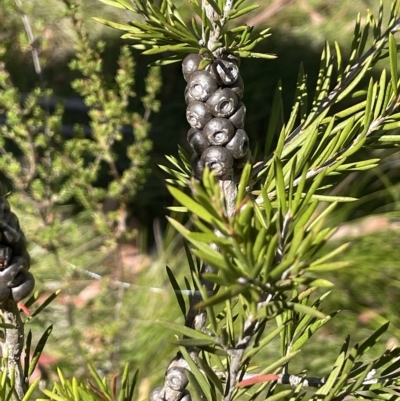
left=183, top=52, right=251, bottom=179
left=0, top=197, right=34, bottom=302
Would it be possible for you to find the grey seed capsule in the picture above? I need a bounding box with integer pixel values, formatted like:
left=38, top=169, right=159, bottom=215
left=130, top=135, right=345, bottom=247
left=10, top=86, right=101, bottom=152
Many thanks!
left=201, top=146, right=234, bottom=177
left=203, top=118, right=235, bottom=146
left=191, top=153, right=205, bottom=178
left=187, top=128, right=210, bottom=154
left=225, top=129, right=249, bottom=159
left=234, top=149, right=252, bottom=171
left=0, top=246, right=12, bottom=270
left=184, top=85, right=196, bottom=104
left=221, top=52, right=241, bottom=67
left=188, top=70, right=218, bottom=102
left=0, top=198, right=11, bottom=222
left=5, top=255, right=28, bottom=287
left=11, top=272, right=35, bottom=302
left=230, top=75, right=244, bottom=99
left=182, top=53, right=203, bottom=82
left=0, top=286, right=10, bottom=302
left=212, top=59, right=239, bottom=86
left=0, top=264, right=19, bottom=286
left=186, top=101, right=212, bottom=129
left=166, top=367, right=188, bottom=391
left=229, top=102, right=246, bottom=128
left=149, top=387, right=163, bottom=401
left=180, top=390, right=192, bottom=401
left=206, top=88, right=238, bottom=118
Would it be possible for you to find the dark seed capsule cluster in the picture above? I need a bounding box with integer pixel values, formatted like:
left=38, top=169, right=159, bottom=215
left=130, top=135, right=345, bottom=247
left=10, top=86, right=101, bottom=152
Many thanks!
left=183, top=53, right=251, bottom=179
left=0, top=197, right=34, bottom=302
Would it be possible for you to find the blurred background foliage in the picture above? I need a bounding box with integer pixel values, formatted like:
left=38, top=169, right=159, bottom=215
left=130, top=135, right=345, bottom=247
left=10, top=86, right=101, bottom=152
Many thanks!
left=0, top=0, right=399, bottom=397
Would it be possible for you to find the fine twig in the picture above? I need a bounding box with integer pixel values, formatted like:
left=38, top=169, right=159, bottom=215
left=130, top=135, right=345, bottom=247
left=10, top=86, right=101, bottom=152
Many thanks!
left=0, top=299, right=26, bottom=400
left=14, top=0, right=42, bottom=80
left=224, top=317, right=257, bottom=401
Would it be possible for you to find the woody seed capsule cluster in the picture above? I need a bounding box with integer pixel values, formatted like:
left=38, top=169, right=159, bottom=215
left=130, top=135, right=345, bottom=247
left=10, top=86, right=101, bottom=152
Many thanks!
left=183, top=53, right=250, bottom=178
left=0, top=197, right=34, bottom=302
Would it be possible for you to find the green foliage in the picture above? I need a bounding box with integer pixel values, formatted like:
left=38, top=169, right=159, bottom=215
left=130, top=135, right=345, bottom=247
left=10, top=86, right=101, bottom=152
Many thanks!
left=0, top=0, right=162, bottom=399
left=95, top=0, right=276, bottom=65
left=0, top=0, right=400, bottom=400
left=154, top=0, right=400, bottom=400
left=39, top=363, right=138, bottom=401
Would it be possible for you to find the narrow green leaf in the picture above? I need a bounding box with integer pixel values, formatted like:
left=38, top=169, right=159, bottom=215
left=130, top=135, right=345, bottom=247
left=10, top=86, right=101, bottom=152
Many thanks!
left=311, top=194, right=358, bottom=202
left=307, top=261, right=350, bottom=272
left=180, top=347, right=212, bottom=400
left=143, top=44, right=199, bottom=55
left=93, top=17, right=140, bottom=32
left=197, top=355, right=224, bottom=394
left=229, top=5, right=259, bottom=19
left=191, top=17, right=201, bottom=39
left=72, top=377, right=80, bottom=401
left=374, top=69, right=387, bottom=119
left=87, top=364, right=112, bottom=398
left=112, top=0, right=136, bottom=10
left=196, top=285, right=245, bottom=308
left=310, top=243, right=350, bottom=267
left=245, top=325, right=285, bottom=359
left=236, top=162, right=252, bottom=207
left=273, top=156, right=287, bottom=214
left=166, top=266, right=186, bottom=317
left=28, top=290, right=61, bottom=320
left=40, top=390, right=65, bottom=401
left=28, top=325, right=53, bottom=377
left=292, top=313, right=337, bottom=352
left=24, top=290, right=40, bottom=308
left=0, top=323, right=16, bottom=329
left=168, top=186, right=217, bottom=224
left=389, top=34, right=398, bottom=95
left=265, top=81, right=283, bottom=155
left=192, top=245, right=230, bottom=272
left=24, top=330, right=32, bottom=379
left=234, top=51, right=276, bottom=59
left=21, top=378, right=40, bottom=401
left=262, top=390, right=293, bottom=401
left=289, top=302, right=326, bottom=319
left=97, top=0, right=128, bottom=9
left=347, top=362, right=374, bottom=394
left=128, top=369, right=138, bottom=401
left=156, top=319, right=214, bottom=340
left=173, top=338, right=215, bottom=346
left=261, top=351, right=300, bottom=374
left=357, top=323, right=390, bottom=357
left=151, top=56, right=185, bottom=66
left=315, top=351, right=345, bottom=396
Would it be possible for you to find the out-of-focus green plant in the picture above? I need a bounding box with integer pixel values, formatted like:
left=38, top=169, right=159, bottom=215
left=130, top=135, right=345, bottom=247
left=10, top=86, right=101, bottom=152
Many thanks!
left=37, top=363, right=138, bottom=401
left=0, top=0, right=162, bottom=398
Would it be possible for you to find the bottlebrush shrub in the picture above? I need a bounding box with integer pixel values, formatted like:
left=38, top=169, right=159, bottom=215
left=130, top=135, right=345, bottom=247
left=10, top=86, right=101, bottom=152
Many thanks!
left=97, top=1, right=400, bottom=401
left=2, top=0, right=400, bottom=401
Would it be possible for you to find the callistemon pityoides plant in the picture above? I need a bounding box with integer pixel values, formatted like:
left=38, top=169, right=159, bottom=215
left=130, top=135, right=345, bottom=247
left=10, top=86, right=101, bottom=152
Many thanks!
left=183, top=53, right=251, bottom=180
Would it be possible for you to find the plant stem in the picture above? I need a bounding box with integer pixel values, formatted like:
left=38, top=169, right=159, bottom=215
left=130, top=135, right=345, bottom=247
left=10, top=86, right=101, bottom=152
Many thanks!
left=156, top=3, right=241, bottom=400
left=1, top=299, right=26, bottom=400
